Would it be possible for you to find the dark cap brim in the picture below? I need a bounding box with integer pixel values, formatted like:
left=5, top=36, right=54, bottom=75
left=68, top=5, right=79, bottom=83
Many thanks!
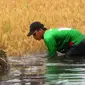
left=27, top=31, right=34, bottom=37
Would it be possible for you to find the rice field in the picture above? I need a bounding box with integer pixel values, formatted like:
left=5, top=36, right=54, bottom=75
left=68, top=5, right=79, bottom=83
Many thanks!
left=0, top=0, right=85, bottom=56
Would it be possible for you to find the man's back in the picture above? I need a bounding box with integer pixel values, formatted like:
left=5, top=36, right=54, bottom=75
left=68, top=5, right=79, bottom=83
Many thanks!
left=44, top=28, right=85, bottom=57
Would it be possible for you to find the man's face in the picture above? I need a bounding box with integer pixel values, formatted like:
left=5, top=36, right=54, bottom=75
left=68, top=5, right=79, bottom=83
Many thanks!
left=33, top=29, right=43, bottom=40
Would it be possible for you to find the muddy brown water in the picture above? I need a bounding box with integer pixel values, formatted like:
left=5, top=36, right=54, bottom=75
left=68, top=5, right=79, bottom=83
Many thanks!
left=0, top=53, right=85, bottom=85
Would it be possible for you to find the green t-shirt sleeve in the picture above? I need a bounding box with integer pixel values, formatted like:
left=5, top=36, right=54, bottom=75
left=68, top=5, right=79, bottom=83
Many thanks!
left=44, top=36, right=57, bottom=58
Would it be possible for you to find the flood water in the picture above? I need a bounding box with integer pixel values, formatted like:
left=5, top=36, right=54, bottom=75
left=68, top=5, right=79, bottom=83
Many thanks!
left=0, top=53, right=85, bottom=85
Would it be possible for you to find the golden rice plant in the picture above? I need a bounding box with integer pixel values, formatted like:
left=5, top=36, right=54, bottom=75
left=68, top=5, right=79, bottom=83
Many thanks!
left=0, top=0, right=85, bottom=56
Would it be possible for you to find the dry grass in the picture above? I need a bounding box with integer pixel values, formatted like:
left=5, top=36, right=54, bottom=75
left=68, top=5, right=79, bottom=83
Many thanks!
left=0, top=0, right=85, bottom=56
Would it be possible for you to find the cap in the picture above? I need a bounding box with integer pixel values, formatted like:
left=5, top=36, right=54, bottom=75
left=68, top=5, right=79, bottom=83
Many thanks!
left=27, top=21, right=44, bottom=36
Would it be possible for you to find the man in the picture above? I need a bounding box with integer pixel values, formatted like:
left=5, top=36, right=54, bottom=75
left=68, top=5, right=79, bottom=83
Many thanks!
left=27, top=21, right=85, bottom=62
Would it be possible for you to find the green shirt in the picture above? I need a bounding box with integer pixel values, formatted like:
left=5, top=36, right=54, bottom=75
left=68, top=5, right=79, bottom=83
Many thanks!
left=44, top=28, right=85, bottom=59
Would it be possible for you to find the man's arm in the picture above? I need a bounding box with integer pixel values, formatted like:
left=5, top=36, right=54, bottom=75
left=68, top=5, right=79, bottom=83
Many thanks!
left=44, top=36, right=57, bottom=62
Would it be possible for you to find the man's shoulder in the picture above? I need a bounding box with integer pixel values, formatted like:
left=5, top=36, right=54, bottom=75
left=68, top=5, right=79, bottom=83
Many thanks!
left=44, top=28, right=57, bottom=40
left=44, top=28, right=55, bottom=35
left=45, top=28, right=58, bottom=33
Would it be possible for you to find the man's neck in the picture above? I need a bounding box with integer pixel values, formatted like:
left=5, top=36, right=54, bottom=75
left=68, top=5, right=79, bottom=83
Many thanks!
left=42, top=30, right=46, bottom=39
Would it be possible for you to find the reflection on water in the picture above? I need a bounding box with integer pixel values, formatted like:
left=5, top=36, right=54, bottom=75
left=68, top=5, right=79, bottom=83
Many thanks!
left=45, top=63, right=85, bottom=85
left=0, top=53, right=85, bottom=85
left=0, top=54, right=45, bottom=85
